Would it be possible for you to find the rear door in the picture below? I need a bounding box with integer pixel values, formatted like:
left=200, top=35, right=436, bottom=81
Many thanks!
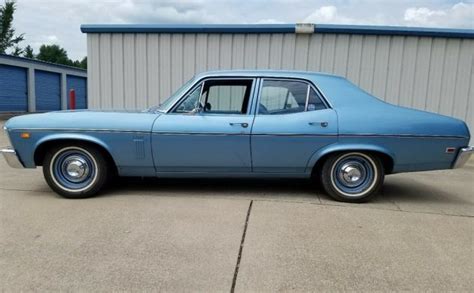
left=251, top=78, right=338, bottom=173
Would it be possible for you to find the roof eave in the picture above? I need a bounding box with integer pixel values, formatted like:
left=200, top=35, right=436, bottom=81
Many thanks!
left=80, top=23, right=474, bottom=39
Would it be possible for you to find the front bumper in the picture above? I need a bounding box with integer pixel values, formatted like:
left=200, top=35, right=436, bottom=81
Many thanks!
left=453, top=146, right=474, bottom=169
left=0, top=147, right=24, bottom=168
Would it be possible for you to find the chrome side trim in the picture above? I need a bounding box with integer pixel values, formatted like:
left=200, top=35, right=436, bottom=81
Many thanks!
left=152, top=132, right=250, bottom=136
left=9, top=128, right=150, bottom=134
left=0, top=147, right=24, bottom=168
left=339, top=133, right=469, bottom=139
left=6, top=128, right=468, bottom=139
left=151, top=132, right=465, bottom=138
left=452, top=146, right=473, bottom=169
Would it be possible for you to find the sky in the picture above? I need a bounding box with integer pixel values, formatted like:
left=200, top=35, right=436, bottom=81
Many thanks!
left=12, top=0, right=474, bottom=60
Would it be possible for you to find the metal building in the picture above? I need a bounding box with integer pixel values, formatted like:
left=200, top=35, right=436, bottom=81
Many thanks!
left=0, top=54, right=87, bottom=112
left=81, top=24, right=474, bottom=131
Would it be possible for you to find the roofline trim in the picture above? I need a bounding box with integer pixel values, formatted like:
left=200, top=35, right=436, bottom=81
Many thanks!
left=0, top=54, right=87, bottom=73
left=80, top=23, right=474, bottom=39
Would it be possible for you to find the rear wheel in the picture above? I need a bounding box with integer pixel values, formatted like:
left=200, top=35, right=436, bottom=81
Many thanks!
left=320, top=152, right=384, bottom=203
left=43, top=144, right=109, bottom=198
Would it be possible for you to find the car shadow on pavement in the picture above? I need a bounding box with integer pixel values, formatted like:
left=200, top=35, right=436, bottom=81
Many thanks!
left=103, top=177, right=320, bottom=200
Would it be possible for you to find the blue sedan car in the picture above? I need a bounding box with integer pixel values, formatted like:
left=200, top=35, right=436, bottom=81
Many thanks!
left=1, top=70, right=472, bottom=202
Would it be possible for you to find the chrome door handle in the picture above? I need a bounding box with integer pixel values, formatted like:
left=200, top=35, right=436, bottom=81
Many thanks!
left=309, top=121, right=328, bottom=127
left=229, top=122, right=249, bottom=128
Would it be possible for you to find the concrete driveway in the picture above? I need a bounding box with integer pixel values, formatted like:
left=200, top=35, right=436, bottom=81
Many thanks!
left=0, top=120, right=473, bottom=291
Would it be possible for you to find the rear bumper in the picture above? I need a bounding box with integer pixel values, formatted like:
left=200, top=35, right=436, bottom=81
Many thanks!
left=0, top=147, right=24, bottom=168
left=452, top=146, right=474, bottom=169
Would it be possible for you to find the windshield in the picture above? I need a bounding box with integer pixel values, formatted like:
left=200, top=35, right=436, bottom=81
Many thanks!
left=149, top=77, right=196, bottom=113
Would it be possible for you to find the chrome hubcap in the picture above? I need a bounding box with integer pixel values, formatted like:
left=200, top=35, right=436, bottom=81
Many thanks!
left=337, top=161, right=366, bottom=188
left=341, top=164, right=362, bottom=183
left=331, top=153, right=377, bottom=197
left=63, top=156, right=89, bottom=181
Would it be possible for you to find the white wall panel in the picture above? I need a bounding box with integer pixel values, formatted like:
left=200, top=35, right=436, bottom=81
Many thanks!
left=87, top=32, right=474, bottom=132
left=257, top=34, right=271, bottom=69
left=244, top=34, right=258, bottom=69
left=123, top=34, right=136, bottom=110
left=372, top=36, right=390, bottom=99
left=231, top=35, right=245, bottom=69
left=135, top=33, right=148, bottom=109
left=147, top=34, right=160, bottom=106
left=158, top=34, right=171, bottom=103
left=307, top=34, right=323, bottom=71
left=111, top=33, right=124, bottom=109
left=99, top=34, right=112, bottom=109
left=269, top=34, right=283, bottom=69
left=87, top=34, right=100, bottom=109
left=359, top=35, right=377, bottom=92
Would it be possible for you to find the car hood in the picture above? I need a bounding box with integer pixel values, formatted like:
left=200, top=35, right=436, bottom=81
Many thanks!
left=5, top=110, right=160, bottom=132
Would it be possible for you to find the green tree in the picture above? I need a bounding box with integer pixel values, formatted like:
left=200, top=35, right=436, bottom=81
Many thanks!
left=23, top=44, right=33, bottom=58
left=0, top=1, right=24, bottom=54
left=79, top=56, right=87, bottom=69
left=36, top=44, right=72, bottom=66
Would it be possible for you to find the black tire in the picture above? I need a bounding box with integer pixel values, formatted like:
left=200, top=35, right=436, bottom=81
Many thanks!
left=320, top=152, right=384, bottom=203
left=43, top=143, right=109, bottom=198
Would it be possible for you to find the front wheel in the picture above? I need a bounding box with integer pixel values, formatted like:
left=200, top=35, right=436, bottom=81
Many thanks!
left=43, top=144, right=109, bottom=198
left=320, top=152, right=384, bottom=203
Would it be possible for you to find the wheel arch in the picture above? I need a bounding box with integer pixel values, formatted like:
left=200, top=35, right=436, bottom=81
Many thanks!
left=34, top=134, right=117, bottom=171
left=308, top=144, right=396, bottom=175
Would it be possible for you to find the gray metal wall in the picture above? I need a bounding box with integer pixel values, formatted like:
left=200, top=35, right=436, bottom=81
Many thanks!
left=87, top=33, right=474, bottom=131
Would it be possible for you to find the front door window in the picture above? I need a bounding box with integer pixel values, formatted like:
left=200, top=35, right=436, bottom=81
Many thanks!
left=173, top=79, right=253, bottom=115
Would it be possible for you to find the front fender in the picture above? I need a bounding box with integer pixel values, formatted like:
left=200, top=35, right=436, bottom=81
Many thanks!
left=9, top=131, right=114, bottom=168
left=35, top=133, right=112, bottom=154
left=305, top=142, right=396, bottom=173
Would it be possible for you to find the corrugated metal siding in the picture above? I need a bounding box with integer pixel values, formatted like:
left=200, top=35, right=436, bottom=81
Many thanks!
left=67, top=75, right=87, bottom=109
left=87, top=33, right=474, bottom=131
left=0, top=64, right=28, bottom=112
left=35, top=70, right=61, bottom=111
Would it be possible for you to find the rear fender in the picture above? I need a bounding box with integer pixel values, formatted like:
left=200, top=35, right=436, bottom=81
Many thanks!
left=305, top=143, right=396, bottom=173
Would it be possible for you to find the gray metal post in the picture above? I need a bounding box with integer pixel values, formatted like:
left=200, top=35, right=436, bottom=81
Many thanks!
left=27, top=67, right=36, bottom=112
left=61, top=73, right=67, bottom=110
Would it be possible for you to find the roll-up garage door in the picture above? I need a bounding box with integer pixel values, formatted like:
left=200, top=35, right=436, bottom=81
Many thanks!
left=0, top=64, right=28, bottom=112
left=35, top=70, right=61, bottom=111
left=67, top=75, right=87, bottom=109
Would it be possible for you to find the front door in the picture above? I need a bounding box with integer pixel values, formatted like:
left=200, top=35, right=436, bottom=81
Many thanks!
left=251, top=78, right=338, bottom=174
left=152, top=78, right=255, bottom=174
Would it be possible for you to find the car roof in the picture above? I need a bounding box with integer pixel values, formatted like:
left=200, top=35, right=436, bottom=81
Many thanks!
left=192, top=70, right=378, bottom=109
left=195, top=69, right=343, bottom=80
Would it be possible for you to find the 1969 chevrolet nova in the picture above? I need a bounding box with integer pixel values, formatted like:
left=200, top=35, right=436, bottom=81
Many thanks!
left=1, top=70, right=473, bottom=202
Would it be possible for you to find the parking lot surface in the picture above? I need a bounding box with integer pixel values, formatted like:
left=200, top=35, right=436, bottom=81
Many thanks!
left=0, top=120, right=473, bottom=291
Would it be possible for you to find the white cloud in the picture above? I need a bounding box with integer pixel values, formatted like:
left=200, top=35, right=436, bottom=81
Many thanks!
left=303, top=5, right=388, bottom=26
left=304, top=6, right=343, bottom=23
left=254, top=19, right=285, bottom=24
left=46, top=35, right=59, bottom=43
left=404, top=2, right=474, bottom=28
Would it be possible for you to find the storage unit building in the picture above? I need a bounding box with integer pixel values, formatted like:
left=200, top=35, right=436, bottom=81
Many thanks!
left=0, top=54, right=87, bottom=112
left=81, top=23, right=474, bottom=132
left=0, top=64, right=28, bottom=112
left=67, top=75, right=87, bottom=109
